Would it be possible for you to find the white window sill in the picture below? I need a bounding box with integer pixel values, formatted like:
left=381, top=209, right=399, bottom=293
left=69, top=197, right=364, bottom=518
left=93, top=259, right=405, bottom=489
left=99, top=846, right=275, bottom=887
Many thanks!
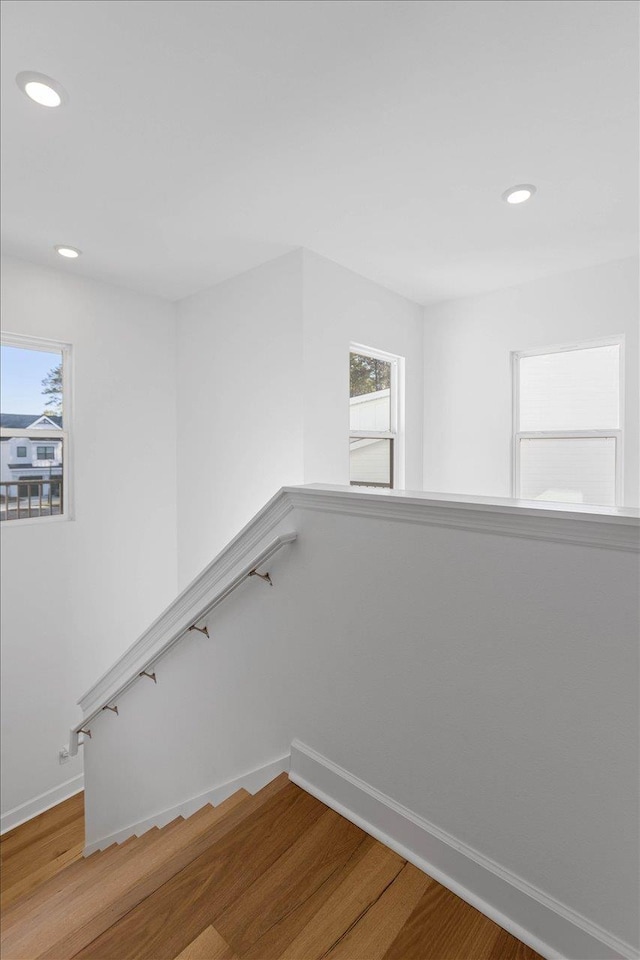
left=0, top=513, right=73, bottom=529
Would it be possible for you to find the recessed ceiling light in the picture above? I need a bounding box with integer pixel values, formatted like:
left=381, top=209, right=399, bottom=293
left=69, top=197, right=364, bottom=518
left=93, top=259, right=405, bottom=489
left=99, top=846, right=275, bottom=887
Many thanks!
left=502, top=184, right=537, bottom=205
left=16, top=71, right=68, bottom=107
left=54, top=245, right=81, bottom=259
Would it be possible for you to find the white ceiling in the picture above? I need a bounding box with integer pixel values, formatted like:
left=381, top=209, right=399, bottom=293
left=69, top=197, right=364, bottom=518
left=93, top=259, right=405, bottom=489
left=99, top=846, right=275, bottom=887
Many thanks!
left=1, top=0, right=637, bottom=304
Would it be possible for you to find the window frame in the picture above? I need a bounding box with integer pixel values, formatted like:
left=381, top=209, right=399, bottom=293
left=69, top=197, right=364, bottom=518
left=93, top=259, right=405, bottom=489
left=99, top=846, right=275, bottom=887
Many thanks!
left=511, top=336, right=624, bottom=506
left=349, top=342, right=405, bottom=490
left=0, top=332, right=73, bottom=525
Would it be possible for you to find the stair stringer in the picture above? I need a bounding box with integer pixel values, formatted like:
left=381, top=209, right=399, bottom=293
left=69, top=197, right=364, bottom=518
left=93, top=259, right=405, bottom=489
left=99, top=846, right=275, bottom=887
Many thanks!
left=83, top=753, right=289, bottom=854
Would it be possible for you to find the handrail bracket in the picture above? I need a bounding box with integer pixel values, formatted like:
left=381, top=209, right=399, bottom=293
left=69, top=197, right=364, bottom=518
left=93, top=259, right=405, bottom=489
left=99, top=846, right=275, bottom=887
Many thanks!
left=249, top=569, right=273, bottom=586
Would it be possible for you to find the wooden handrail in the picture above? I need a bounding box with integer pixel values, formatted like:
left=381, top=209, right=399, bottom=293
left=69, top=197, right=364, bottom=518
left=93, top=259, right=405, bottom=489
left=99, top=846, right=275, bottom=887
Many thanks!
left=69, top=532, right=297, bottom=754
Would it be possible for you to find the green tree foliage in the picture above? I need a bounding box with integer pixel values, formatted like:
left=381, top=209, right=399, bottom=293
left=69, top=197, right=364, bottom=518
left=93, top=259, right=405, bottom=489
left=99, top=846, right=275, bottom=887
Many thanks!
left=350, top=353, right=390, bottom=397
left=41, top=363, right=63, bottom=415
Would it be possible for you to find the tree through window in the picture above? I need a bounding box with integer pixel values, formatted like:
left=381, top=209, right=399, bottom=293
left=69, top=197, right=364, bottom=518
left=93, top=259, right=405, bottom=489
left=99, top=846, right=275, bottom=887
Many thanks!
left=350, top=353, right=391, bottom=397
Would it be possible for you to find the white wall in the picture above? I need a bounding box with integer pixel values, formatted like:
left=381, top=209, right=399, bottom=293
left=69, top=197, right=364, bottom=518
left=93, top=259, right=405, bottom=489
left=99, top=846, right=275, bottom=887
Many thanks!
left=423, top=257, right=639, bottom=506
left=175, top=249, right=424, bottom=587
left=1, top=247, right=425, bottom=822
left=81, top=488, right=639, bottom=957
left=175, top=252, right=305, bottom=588
left=0, top=256, right=178, bottom=824
left=303, top=250, right=424, bottom=490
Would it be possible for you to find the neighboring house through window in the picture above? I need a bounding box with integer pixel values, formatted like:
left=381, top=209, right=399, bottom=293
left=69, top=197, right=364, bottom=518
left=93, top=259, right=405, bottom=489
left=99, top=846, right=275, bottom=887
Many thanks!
left=513, top=338, right=623, bottom=506
left=0, top=333, right=72, bottom=522
left=349, top=344, right=404, bottom=489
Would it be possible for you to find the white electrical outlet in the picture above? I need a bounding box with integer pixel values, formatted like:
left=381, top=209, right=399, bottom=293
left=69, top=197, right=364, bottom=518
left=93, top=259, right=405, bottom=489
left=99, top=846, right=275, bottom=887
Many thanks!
left=58, top=746, right=70, bottom=764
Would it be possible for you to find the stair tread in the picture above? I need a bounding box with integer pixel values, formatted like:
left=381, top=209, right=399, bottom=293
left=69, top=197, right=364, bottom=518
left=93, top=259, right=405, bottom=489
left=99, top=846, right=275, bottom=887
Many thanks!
left=0, top=783, right=266, bottom=959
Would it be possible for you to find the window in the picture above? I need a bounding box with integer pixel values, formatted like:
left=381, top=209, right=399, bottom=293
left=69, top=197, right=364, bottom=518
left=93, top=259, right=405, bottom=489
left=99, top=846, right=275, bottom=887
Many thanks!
left=349, top=345, right=403, bottom=489
left=36, top=445, right=56, bottom=460
left=1, top=334, right=71, bottom=522
left=513, top=340, right=623, bottom=506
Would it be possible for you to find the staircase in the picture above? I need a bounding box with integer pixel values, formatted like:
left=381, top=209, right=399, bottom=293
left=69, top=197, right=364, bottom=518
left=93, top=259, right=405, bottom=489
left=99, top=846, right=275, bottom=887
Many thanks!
left=0, top=773, right=542, bottom=960
left=6, top=487, right=635, bottom=960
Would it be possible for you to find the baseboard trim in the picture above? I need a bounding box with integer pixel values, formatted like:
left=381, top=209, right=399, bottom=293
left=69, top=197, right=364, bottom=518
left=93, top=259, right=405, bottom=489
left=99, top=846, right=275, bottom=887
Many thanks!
left=289, top=740, right=637, bottom=960
left=1, top=773, right=84, bottom=836
left=83, top=753, right=290, bottom=855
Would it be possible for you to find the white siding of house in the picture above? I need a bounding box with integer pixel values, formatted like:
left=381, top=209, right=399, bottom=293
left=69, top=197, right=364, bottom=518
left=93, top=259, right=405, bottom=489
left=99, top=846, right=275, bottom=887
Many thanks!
left=349, top=389, right=390, bottom=432
left=349, top=438, right=390, bottom=485
left=1, top=436, right=63, bottom=484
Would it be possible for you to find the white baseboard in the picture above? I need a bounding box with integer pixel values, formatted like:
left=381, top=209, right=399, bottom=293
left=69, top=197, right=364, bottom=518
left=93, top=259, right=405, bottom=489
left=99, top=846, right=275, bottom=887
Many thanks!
left=83, top=753, right=290, bottom=855
left=1, top=773, right=84, bottom=836
left=289, top=740, right=637, bottom=960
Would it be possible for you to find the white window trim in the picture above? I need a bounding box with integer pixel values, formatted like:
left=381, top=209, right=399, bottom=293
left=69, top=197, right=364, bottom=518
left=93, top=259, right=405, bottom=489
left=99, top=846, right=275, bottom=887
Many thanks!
left=511, top=335, right=625, bottom=505
left=349, top=342, right=405, bottom=490
left=1, top=331, right=74, bottom=525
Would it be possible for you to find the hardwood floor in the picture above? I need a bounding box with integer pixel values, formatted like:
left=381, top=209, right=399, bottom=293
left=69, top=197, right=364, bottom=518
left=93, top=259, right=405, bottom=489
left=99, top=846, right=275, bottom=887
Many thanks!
left=0, top=793, right=85, bottom=911
left=0, top=779, right=543, bottom=960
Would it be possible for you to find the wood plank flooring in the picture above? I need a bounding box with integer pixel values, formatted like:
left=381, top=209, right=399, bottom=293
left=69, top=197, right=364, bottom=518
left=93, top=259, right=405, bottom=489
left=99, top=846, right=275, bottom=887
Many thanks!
left=0, top=779, right=544, bottom=960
